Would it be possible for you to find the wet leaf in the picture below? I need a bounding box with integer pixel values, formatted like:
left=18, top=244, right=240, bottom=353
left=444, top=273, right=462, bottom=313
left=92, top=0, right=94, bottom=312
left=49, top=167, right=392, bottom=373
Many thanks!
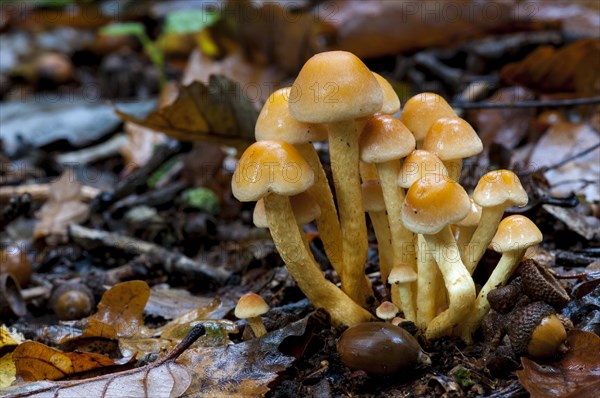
left=117, top=76, right=258, bottom=149
left=517, top=330, right=600, bottom=398
left=12, top=341, right=115, bottom=382
left=34, top=171, right=90, bottom=245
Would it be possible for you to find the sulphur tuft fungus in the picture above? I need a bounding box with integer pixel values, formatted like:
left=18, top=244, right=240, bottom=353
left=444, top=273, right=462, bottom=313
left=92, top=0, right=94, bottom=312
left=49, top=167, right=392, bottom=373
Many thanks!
left=399, top=92, right=456, bottom=146
left=402, top=174, right=475, bottom=339
left=388, top=264, right=418, bottom=322
left=372, top=72, right=401, bottom=115
left=398, top=150, right=448, bottom=189
left=376, top=301, right=399, bottom=322
left=253, top=192, right=321, bottom=229
left=289, top=50, right=382, bottom=306
left=235, top=292, right=270, bottom=338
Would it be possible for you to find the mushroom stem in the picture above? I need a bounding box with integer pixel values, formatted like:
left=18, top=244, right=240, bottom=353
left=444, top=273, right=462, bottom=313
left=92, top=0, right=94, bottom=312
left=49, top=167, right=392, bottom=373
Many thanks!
left=443, top=159, right=462, bottom=182
left=457, top=225, right=477, bottom=262
left=424, top=226, right=476, bottom=339
left=247, top=316, right=267, bottom=337
left=328, top=120, right=373, bottom=306
left=416, top=234, right=437, bottom=328
left=370, top=211, right=394, bottom=286
left=459, top=249, right=525, bottom=343
left=264, top=193, right=372, bottom=326
left=295, top=143, right=344, bottom=277
left=392, top=282, right=416, bottom=322
left=464, top=205, right=504, bottom=273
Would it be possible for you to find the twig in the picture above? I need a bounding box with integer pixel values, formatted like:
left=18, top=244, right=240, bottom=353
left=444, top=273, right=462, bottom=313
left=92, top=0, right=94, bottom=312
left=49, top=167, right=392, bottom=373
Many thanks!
left=56, top=134, right=128, bottom=165
left=520, top=142, right=600, bottom=177
left=69, top=224, right=230, bottom=284
left=451, top=96, right=600, bottom=109
left=0, top=184, right=100, bottom=201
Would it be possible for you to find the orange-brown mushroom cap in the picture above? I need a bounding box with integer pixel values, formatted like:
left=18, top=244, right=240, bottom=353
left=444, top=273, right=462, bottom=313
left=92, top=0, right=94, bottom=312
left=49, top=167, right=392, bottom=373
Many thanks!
left=289, top=51, right=383, bottom=123
left=473, top=170, right=528, bottom=208
left=232, top=140, right=314, bottom=202
left=372, top=72, right=400, bottom=115
left=359, top=115, right=415, bottom=163
left=235, top=293, right=270, bottom=319
left=422, top=117, right=483, bottom=160
left=398, top=150, right=448, bottom=188
left=400, top=93, right=456, bottom=141
left=490, top=215, right=542, bottom=253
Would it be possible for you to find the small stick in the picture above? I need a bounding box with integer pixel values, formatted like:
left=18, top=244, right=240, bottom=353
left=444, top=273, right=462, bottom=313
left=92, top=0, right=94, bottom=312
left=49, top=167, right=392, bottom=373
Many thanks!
left=0, top=184, right=100, bottom=201
left=451, top=96, right=600, bottom=109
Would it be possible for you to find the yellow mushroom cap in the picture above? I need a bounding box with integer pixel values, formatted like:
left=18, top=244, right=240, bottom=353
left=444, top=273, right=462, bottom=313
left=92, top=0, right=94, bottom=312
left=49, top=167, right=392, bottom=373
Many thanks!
left=359, top=114, right=415, bottom=163
left=398, top=150, right=448, bottom=188
left=361, top=180, right=386, bottom=212
left=473, top=170, right=528, bottom=208
left=402, top=174, right=470, bottom=234
left=289, top=51, right=383, bottom=123
left=232, top=140, right=314, bottom=202
left=400, top=93, right=456, bottom=141
left=422, top=117, right=483, bottom=160
left=376, top=301, right=399, bottom=321
left=456, top=198, right=482, bottom=227
left=255, top=87, right=327, bottom=144
left=235, top=293, right=269, bottom=319
left=372, top=72, right=400, bottom=115
left=388, top=264, right=418, bottom=284
left=253, top=192, right=321, bottom=228
left=490, top=215, right=542, bottom=253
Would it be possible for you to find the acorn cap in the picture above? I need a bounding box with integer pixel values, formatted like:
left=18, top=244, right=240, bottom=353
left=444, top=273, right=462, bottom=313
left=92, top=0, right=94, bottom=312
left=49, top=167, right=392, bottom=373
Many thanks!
left=253, top=192, right=321, bottom=228
left=422, top=117, right=483, bottom=160
left=489, top=215, right=542, bottom=253
left=235, top=293, right=269, bottom=319
left=397, top=150, right=448, bottom=189
left=456, top=198, right=482, bottom=227
left=231, top=140, right=314, bottom=202
left=255, top=87, right=327, bottom=144
left=400, top=93, right=456, bottom=141
left=388, top=264, right=418, bottom=284
left=372, top=72, right=400, bottom=115
left=376, top=301, right=399, bottom=321
left=361, top=180, right=386, bottom=212
left=359, top=114, right=415, bottom=163
left=473, top=170, right=528, bottom=208
left=518, top=259, right=570, bottom=310
left=289, top=51, right=383, bottom=123
left=487, top=281, right=523, bottom=314
left=402, top=174, right=470, bottom=235
left=508, top=302, right=566, bottom=358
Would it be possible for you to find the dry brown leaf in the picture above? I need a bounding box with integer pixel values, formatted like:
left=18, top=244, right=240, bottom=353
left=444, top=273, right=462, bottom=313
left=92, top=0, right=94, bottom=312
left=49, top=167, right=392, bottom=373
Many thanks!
left=501, top=39, right=600, bottom=95
left=180, top=310, right=326, bottom=397
left=146, top=286, right=218, bottom=320
left=12, top=341, right=115, bottom=382
left=34, top=171, right=90, bottom=245
left=517, top=330, right=600, bottom=398
left=120, top=122, right=166, bottom=175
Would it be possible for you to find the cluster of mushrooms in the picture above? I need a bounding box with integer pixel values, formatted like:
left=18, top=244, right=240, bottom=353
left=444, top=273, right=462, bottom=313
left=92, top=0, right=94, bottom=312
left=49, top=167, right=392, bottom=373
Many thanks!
left=231, top=51, right=544, bottom=344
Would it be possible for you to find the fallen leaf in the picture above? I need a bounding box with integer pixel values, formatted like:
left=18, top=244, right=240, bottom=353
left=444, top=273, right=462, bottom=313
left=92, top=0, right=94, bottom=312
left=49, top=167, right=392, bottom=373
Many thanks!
left=0, top=353, right=16, bottom=388
left=120, top=121, right=167, bottom=174
left=501, top=39, right=600, bottom=95
left=517, top=329, right=600, bottom=398
left=145, top=286, right=218, bottom=320
left=117, top=76, right=258, bottom=149
left=12, top=341, right=115, bottom=382
left=180, top=310, right=326, bottom=397
left=34, top=171, right=90, bottom=245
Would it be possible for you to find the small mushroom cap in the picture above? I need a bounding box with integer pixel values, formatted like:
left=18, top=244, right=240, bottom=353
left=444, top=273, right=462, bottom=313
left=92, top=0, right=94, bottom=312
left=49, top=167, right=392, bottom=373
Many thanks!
left=388, top=264, right=418, bottom=283
left=235, top=293, right=269, bottom=319
left=402, top=174, right=470, bottom=235
left=253, top=192, right=321, bottom=228
left=398, top=150, right=448, bottom=188
left=422, top=117, right=483, bottom=160
left=232, top=140, right=314, bottom=202
left=372, top=72, right=400, bottom=114
left=359, top=114, right=415, bottom=163
left=400, top=93, right=456, bottom=141
left=289, top=51, right=383, bottom=123
left=456, top=198, right=482, bottom=227
left=255, top=87, right=327, bottom=144
left=361, top=180, right=387, bottom=212
left=490, top=215, right=542, bottom=253
left=376, top=301, right=399, bottom=320
left=473, top=169, right=528, bottom=208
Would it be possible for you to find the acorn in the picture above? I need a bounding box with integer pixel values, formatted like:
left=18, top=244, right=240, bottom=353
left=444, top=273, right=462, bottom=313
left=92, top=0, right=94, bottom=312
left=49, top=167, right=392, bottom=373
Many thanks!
left=518, top=259, right=570, bottom=310
left=507, top=302, right=568, bottom=359
left=50, top=283, right=95, bottom=321
left=0, top=246, right=32, bottom=288
left=0, top=273, right=26, bottom=318
left=337, top=322, right=431, bottom=376
left=487, top=280, right=524, bottom=315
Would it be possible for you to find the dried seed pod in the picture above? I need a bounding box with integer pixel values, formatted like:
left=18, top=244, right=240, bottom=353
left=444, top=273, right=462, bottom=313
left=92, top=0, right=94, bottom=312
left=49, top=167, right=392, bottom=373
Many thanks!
left=338, top=322, right=431, bottom=376
left=50, top=283, right=95, bottom=321
left=519, top=259, right=570, bottom=309
left=508, top=302, right=567, bottom=359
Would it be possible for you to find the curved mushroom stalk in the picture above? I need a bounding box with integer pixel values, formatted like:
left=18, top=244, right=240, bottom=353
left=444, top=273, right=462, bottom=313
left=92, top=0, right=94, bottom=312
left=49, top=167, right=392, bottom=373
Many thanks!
left=264, top=193, right=372, bottom=326
left=416, top=234, right=438, bottom=329
left=464, top=205, right=504, bottom=273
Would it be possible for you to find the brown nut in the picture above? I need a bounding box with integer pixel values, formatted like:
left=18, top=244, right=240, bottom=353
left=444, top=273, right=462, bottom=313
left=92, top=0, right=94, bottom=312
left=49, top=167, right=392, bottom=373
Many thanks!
left=337, top=322, right=431, bottom=376
left=487, top=281, right=523, bottom=315
left=50, top=283, right=94, bottom=321
left=519, top=259, right=570, bottom=309
left=0, top=246, right=32, bottom=287
left=0, top=273, right=26, bottom=318
left=508, top=302, right=567, bottom=359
